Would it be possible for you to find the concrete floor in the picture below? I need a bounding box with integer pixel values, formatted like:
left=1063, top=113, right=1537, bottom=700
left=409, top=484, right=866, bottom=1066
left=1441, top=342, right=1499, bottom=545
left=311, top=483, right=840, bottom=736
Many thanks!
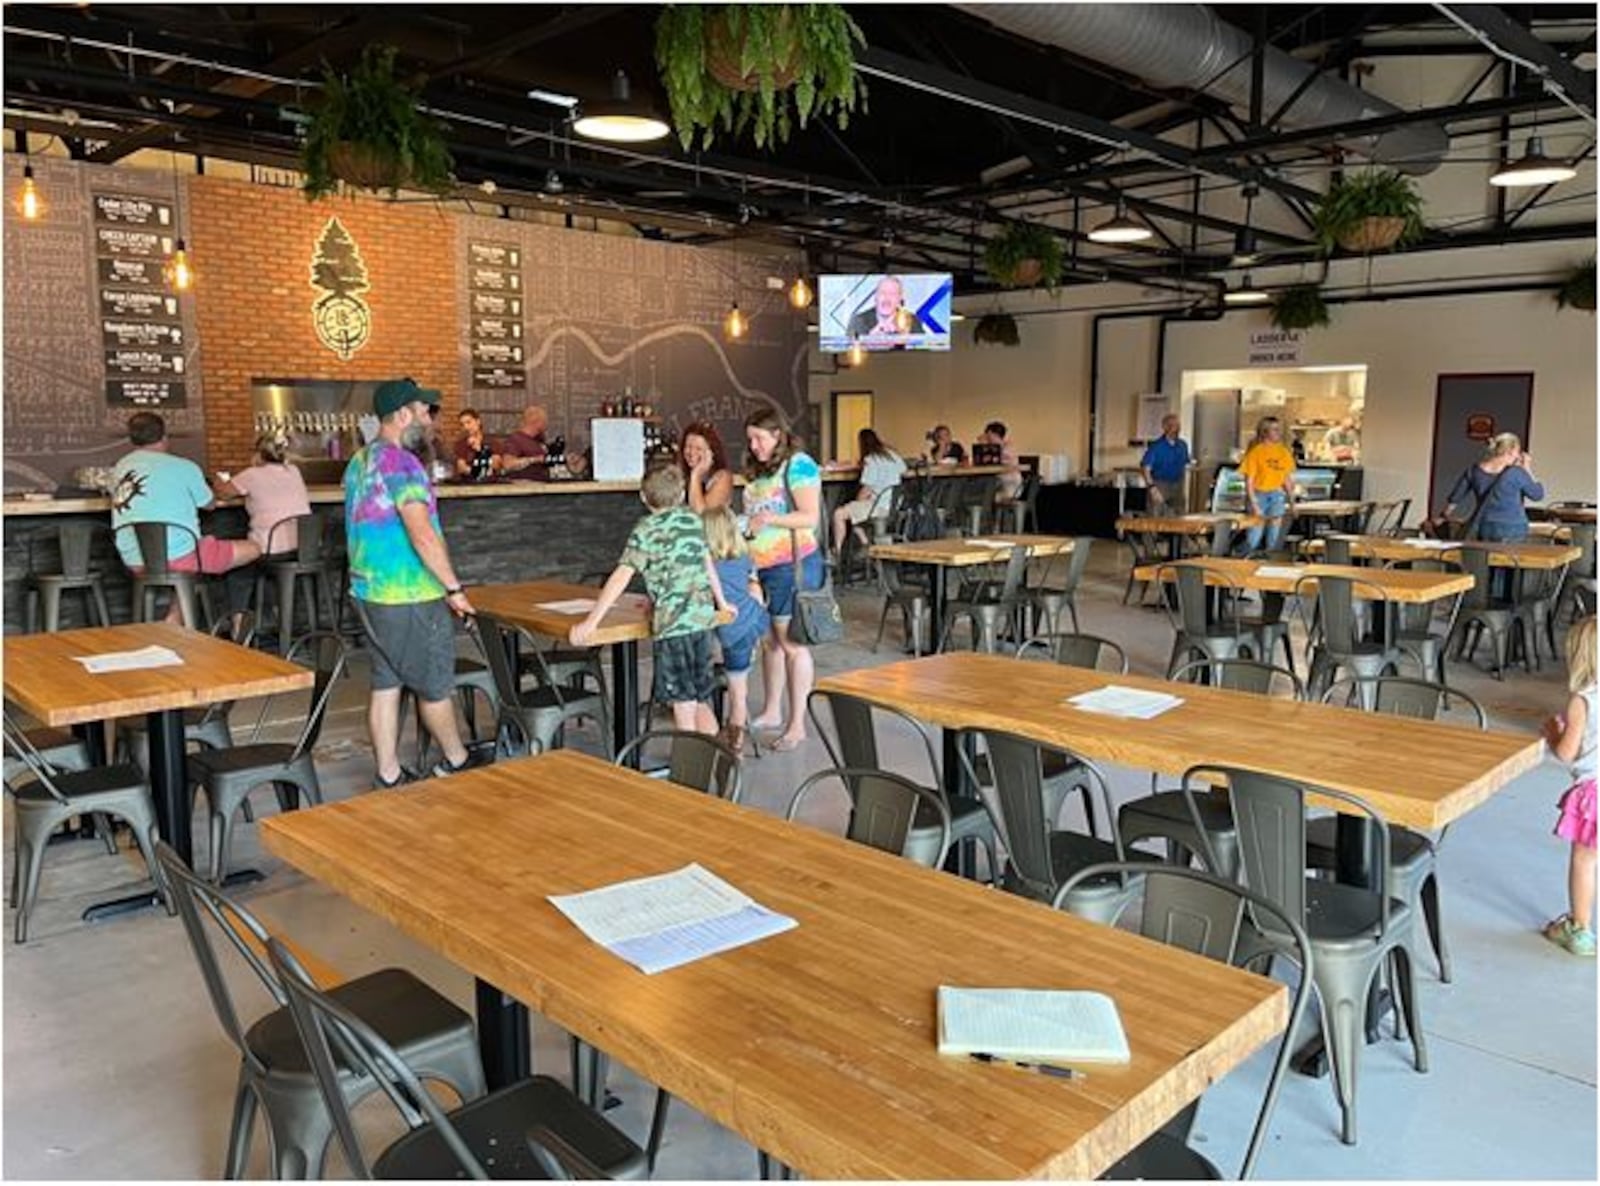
left=4, top=548, right=1596, bottom=1179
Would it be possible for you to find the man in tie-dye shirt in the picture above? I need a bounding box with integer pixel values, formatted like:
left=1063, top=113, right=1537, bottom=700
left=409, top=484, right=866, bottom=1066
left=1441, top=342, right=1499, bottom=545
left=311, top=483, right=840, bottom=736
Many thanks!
left=344, top=378, right=475, bottom=788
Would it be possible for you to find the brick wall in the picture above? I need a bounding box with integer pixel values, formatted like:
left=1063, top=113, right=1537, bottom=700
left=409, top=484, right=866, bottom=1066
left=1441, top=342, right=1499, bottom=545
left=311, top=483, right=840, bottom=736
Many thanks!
left=188, top=177, right=459, bottom=471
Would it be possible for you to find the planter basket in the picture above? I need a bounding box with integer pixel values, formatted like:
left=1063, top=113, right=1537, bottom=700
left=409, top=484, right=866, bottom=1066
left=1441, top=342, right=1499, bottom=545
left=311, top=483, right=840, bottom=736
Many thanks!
left=706, top=12, right=800, bottom=92
left=1337, top=216, right=1407, bottom=254
left=1008, top=258, right=1044, bottom=287
left=328, top=141, right=404, bottom=192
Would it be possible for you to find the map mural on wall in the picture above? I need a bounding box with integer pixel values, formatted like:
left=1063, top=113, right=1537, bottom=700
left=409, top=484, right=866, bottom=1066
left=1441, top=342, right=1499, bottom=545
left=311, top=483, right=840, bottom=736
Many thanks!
left=455, top=217, right=810, bottom=461
left=2, top=156, right=204, bottom=492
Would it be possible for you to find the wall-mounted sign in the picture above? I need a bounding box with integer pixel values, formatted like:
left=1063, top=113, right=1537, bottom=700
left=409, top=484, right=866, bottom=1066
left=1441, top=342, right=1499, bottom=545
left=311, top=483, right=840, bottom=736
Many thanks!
left=1247, top=329, right=1303, bottom=366
left=98, top=257, right=165, bottom=288
left=469, top=265, right=521, bottom=292
left=471, top=367, right=526, bottom=389
left=106, top=348, right=185, bottom=377
left=93, top=194, right=173, bottom=227
left=1465, top=412, right=1497, bottom=441
left=469, top=242, right=521, bottom=269
left=472, top=341, right=524, bottom=365
left=472, top=317, right=523, bottom=341
left=100, top=289, right=181, bottom=321
left=95, top=226, right=172, bottom=258
left=471, top=291, right=523, bottom=317
left=103, top=320, right=183, bottom=349
left=309, top=217, right=372, bottom=361
left=107, top=379, right=187, bottom=407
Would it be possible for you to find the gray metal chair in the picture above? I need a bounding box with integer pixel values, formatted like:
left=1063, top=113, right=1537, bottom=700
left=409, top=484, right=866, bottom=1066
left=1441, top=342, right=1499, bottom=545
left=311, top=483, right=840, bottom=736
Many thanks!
left=23, top=520, right=114, bottom=632
left=976, top=728, right=1156, bottom=923
left=477, top=613, right=612, bottom=758
left=1158, top=562, right=1257, bottom=677
left=807, top=688, right=1001, bottom=883
left=613, top=728, right=742, bottom=802
left=2, top=725, right=113, bottom=853
left=1515, top=552, right=1571, bottom=669
left=1180, top=765, right=1428, bottom=1145
left=117, top=520, right=210, bottom=628
left=1057, top=864, right=1314, bottom=1180
left=1385, top=558, right=1464, bottom=689
left=1024, top=536, right=1093, bottom=637
left=255, top=515, right=338, bottom=655
left=186, top=632, right=347, bottom=883
left=787, top=766, right=953, bottom=868
left=1556, top=522, right=1597, bottom=624
left=1117, top=659, right=1305, bottom=881
left=872, top=557, right=932, bottom=656
left=3, top=712, right=168, bottom=943
left=1443, top=546, right=1530, bottom=679
left=996, top=471, right=1041, bottom=534
left=1121, top=522, right=1161, bottom=606
left=267, top=937, right=644, bottom=1180
left=1014, top=631, right=1129, bottom=673
left=940, top=545, right=1031, bottom=653
left=1311, top=677, right=1487, bottom=983
left=156, top=843, right=487, bottom=1179
left=1296, top=573, right=1402, bottom=704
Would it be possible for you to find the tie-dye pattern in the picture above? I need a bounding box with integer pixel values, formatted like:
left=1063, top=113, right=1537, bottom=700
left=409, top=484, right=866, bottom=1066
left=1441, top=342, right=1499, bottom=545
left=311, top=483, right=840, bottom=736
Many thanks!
left=343, top=441, right=446, bottom=604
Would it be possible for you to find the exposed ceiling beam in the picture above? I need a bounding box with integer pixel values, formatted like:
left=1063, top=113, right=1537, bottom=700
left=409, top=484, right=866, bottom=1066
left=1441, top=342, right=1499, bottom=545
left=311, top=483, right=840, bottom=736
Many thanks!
left=1433, top=4, right=1596, bottom=116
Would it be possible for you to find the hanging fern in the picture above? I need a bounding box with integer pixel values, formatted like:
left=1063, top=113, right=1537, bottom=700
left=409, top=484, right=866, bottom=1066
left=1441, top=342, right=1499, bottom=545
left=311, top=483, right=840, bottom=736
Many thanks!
left=655, top=5, right=866, bottom=151
left=1556, top=259, right=1596, bottom=312
left=1270, top=284, right=1331, bottom=331
left=1311, top=169, right=1425, bottom=255
left=300, top=45, right=454, bottom=201
left=983, top=222, right=1065, bottom=290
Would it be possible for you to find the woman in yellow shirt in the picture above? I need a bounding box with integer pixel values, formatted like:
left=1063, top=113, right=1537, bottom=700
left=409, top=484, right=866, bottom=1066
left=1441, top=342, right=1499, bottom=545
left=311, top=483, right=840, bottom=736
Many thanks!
left=1239, top=416, right=1296, bottom=553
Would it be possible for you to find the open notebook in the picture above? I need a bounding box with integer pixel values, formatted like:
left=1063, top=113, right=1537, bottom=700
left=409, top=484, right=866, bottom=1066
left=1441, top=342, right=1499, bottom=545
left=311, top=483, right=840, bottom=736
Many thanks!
left=937, top=987, right=1131, bottom=1064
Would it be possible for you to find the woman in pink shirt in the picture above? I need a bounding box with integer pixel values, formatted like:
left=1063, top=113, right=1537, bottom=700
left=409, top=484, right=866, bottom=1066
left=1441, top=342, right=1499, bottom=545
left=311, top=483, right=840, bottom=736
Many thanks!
left=214, top=433, right=312, bottom=625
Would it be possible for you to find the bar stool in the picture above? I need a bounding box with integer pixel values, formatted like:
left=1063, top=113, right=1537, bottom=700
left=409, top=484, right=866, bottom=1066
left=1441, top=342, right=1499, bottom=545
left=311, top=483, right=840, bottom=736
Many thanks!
left=117, top=522, right=208, bottom=628
left=255, top=515, right=338, bottom=654
left=23, top=521, right=114, bottom=632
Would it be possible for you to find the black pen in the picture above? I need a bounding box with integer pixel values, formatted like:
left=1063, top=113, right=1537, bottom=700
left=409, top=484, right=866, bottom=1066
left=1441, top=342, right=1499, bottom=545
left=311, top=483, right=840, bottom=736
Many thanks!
left=968, top=1051, right=1085, bottom=1080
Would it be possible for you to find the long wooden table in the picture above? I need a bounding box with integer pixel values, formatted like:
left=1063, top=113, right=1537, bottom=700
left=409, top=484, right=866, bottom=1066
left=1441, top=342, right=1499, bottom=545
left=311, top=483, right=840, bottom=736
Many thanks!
left=261, top=750, right=1286, bottom=1180
left=1114, top=513, right=1263, bottom=563
left=868, top=534, right=1076, bottom=633
left=1540, top=505, right=1597, bottom=524
left=2, top=623, right=312, bottom=910
left=1301, top=535, right=1582, bottom=570
left=1132, top=557, right=1475, bottom=603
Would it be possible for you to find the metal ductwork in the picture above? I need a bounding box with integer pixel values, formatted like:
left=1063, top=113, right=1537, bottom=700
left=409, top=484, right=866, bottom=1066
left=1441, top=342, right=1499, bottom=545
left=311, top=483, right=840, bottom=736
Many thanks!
left=957, top=3, right=1450, bottom=173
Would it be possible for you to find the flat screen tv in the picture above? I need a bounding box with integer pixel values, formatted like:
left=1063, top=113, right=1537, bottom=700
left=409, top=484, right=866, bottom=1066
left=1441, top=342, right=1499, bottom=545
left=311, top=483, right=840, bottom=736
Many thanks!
left=818, top=273, right=953, bottom=353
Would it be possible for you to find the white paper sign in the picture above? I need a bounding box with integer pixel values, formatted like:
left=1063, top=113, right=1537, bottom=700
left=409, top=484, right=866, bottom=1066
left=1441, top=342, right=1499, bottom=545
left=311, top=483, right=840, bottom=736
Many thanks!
left=1247, top=329, right=1303, bottom=366
left=591, top=418, right=645, bottom=482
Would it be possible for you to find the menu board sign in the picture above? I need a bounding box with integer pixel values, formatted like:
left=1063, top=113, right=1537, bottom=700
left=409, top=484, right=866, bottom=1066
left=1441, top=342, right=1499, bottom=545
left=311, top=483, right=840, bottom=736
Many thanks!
left=103, top=320, right=184, bottom=349
left=471, top=367, right=527, bottom=389
left=468, top=241, right=528, bottom=393
left=471, top=317, right=522, bottom=341
left=471, top=341, right=525, bottom=365
left=107, top=379, right=188, bottom=407
left=471, top=291, right=523, bottom=317
left=106, top=349, right=186, bottom=377
left=100, top=288, right=181, bottom=321
left=93, top=193, right=174, bottom=227
left=98, top=256, right=165, bottom=288
left=469, top=242, right=521, bottom=269
left=96, top=226, right=173, bottom=258
left=469, top=265, right=521, bottom=292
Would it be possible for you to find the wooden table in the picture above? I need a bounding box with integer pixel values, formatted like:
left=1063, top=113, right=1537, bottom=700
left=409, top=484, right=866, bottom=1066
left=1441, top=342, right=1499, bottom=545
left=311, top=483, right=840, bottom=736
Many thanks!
left=1302, top=535, right=1582, bottom=570
left=867, top=534, right=1076, bottom=631
left=1132, top=557, right=1475, bottom=603
left=1530, top=521, right=1574, bottom=541
left=262, top=750, right=1287, bottom=1180
left=1540, top=506, right=1597, bottom=524
left=1114, top=513, right=1262, bottom=562
left=1292, top=499, right=1372, bottom=518
left=2, top=623, right=312, bottom=910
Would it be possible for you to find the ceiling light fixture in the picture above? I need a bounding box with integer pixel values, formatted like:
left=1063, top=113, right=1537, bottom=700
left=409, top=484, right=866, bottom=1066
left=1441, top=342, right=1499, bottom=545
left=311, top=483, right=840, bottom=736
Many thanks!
left=723, top=301, right=747, bottom=341
left=572, top=70, right=670, bottom=144
left=1223, top=273, right=1269, bottom=305
left=788, top=275, right=813, bottom=310
left=165, top=237, right=194, bottom=293
left=527, top=88, right=580, bottom=109
left=846, top=338, right=866, bottom=367
left=1489, top=135, right=1578, bottom=187
left=1087, top=199, right=1152, bottom=244
left=17, top=163, right=42, bottom=221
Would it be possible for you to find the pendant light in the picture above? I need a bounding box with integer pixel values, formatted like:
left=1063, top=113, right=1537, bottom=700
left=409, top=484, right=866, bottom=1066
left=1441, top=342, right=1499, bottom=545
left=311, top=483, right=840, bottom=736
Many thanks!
left=165, top=238, right=194, bottom=292
left=1223, top=273, right=1269, bottom=305
left=1087, top=198, right=1152, bottom=244
left=16, top=163, right=42, bottom=221
left=846, top=337, right=866, bottom=367
left=572, top=70, right=670, bottom=143
left=788, top=275, right=813, bottom=310
left=723, top=301, right=747, bottom=341
left=1490, top=135, right=1577, bottom=187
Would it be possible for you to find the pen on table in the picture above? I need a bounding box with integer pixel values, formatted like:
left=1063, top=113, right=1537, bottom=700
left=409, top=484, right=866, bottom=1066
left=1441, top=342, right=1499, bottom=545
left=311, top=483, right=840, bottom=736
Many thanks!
left=968, top=1052, right=1085, bottom=1080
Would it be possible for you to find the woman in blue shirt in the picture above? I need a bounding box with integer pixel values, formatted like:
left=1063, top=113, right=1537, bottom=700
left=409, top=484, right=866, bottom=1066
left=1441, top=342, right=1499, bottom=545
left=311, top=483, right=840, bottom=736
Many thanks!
left=1440, top=433, right=1545, bottom=541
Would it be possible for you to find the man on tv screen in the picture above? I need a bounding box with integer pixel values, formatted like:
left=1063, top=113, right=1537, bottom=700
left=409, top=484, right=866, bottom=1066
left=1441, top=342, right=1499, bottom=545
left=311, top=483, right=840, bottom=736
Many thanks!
left=848, top=276, right=927, bottom=340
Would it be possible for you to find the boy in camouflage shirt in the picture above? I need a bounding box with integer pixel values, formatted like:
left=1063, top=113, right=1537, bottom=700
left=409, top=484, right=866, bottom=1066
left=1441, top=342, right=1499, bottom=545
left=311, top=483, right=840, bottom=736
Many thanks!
left=573, top=461, right=731, bottom=734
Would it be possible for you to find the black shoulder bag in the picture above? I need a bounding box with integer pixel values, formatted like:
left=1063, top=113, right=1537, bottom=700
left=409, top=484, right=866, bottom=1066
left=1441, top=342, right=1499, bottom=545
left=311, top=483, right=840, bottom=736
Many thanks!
left=780, top=459, right=844, bottom=645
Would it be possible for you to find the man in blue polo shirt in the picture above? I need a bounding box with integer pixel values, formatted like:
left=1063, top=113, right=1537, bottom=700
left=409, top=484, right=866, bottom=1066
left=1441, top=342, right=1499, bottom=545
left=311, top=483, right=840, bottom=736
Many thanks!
left=1140, top=413, right=1191, bottom=514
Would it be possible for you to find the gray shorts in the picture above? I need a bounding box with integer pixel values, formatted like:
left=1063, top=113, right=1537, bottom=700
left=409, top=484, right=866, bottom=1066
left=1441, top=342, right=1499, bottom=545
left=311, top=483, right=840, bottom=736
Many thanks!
left=358, top=598, right=456, bottom=703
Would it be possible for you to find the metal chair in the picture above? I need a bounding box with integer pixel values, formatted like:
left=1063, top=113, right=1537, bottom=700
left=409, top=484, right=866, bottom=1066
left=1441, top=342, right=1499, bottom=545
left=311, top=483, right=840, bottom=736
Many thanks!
left=976, top=728, right=1155, bottom=923
left=1058, top=864, right=1314, bottom=1180
left=404, top=617, right=501, bottom=771
left=3, top=711, right=168, bottom=943
left=1515, top=552, right=1572, bottom=669
left=940, top=545, right=1031, bottom=653
left=787, top=766, right=953, bottom=868
left=1024, top=536, right=1093, bottom=636
left=1180, top=765, right=1428, bottom=1145
left=186, top=632, right=347, bottom=883
left=23, top=521, right=114, bottom=632
left=1014, top=631, right=1129, bottom=673
left=807, top=688, right=1001, bottom=883
left=613, top=728, right=741, bottom=802
left=117, top=520, right=211, bottom=627
left=1385, top=558, right=1465, bottom=689
left=254, top=515, right=338, bottom=655
left=1556, top=522, right=1597, bottom=625
left=1117, top=660, right=1305, bottom=881
left=1370, top=499, right=1411, bottom=537
left=156, top=843, right=487, bottom=1180
left=476, top=612, right=611, bottom=758
left=1443, top=546, right=1532, bottom=679
left=871, top=557, right=932, bottom=657
left=1158, top=562, right=1257, bottom=677
left=1311, top=677, right=1487, bottom=983
left=1295, top=573, right=1402, bottom=703
left=996, top=471, right=1041, bottom=534
left=267, top=937, right=645, bottom=1180
left=1120, top=524, right=1162, bottom=606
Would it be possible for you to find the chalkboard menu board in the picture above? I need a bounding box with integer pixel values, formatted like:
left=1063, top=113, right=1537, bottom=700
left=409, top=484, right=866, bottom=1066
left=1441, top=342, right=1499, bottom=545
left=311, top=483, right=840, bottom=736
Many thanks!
left=468, top=241, right=526, bottom=392
left=95, top=189, right=187, bottom=407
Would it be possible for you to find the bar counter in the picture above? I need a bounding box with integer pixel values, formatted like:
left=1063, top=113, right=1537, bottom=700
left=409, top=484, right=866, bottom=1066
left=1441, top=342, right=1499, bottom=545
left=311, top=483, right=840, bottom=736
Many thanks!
left=2, top=465, right=1010, bottom=633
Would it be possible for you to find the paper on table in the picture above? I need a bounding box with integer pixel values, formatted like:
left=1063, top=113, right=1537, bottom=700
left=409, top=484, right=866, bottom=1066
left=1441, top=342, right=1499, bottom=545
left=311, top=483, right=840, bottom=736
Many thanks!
left=1253, top=564, right=1307, bottom=578
left=1400, top=539, right=1455, bottom=549
left=938, top=986, right=1131, bottom=1064
left=1067, top=685, right=1183, bottom=720
left=965, top=539, right=1016, bottom=549
left=549, top=863, right=796, bottom=975
left=73, top=645, right=185, bottom=674
left=537, top=598, right=598, bottom=615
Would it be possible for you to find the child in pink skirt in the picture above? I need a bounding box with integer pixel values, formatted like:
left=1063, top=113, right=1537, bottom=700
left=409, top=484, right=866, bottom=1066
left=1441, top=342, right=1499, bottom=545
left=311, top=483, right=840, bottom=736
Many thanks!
left=1543, top=614, right=1597, bottom=957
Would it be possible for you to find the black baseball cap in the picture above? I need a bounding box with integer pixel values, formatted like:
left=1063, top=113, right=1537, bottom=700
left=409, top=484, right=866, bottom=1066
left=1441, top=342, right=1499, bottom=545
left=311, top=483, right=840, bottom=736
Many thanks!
left=373, top=377, right=441, bottom=418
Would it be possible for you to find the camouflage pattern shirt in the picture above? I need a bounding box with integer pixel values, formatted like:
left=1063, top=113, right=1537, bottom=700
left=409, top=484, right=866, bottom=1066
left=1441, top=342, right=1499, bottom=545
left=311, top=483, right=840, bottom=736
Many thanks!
left=620, top=506, right=717, bottom=640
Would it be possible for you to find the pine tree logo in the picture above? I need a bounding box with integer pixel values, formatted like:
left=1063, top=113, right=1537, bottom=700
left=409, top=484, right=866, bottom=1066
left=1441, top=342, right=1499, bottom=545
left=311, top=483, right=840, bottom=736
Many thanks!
left=309, top=217, right=372, bottom=360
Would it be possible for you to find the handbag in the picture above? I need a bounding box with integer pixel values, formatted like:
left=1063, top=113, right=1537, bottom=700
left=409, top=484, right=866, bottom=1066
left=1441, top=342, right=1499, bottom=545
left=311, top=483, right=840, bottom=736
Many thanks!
left=780, top=460, right=845, bottom=645
left=1427, top=465, right=1510, bottom=540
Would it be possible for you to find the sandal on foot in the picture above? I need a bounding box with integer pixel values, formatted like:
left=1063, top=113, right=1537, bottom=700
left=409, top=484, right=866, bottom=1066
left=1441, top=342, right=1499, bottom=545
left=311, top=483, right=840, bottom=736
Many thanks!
left=767, top=734, right=804, bottom=753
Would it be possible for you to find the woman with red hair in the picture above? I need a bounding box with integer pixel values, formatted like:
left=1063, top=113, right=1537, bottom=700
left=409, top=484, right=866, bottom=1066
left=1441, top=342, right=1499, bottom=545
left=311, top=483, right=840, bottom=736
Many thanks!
left=679, top=421, right=734, bottom=512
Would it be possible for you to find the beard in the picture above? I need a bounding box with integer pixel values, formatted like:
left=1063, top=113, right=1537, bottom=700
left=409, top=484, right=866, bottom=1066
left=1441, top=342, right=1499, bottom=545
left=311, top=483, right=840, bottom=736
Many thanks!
left=401, top=422, right=429, bottom=455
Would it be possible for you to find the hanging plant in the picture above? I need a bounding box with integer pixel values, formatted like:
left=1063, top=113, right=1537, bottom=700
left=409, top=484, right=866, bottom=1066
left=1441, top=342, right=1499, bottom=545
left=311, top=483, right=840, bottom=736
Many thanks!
left=973, top=312, right=1021, bottom=346
left=1312, top=169, right=1425, bottom=255
left=1270, top=284, right=1331, bottom=331
left=984, top=222, right=1065, bottom=290
left=654, top=4, right=866, bottom=151
left=300, top=45, right=454, bottom=201
left=1556, top=259, right=1596, bottom=312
